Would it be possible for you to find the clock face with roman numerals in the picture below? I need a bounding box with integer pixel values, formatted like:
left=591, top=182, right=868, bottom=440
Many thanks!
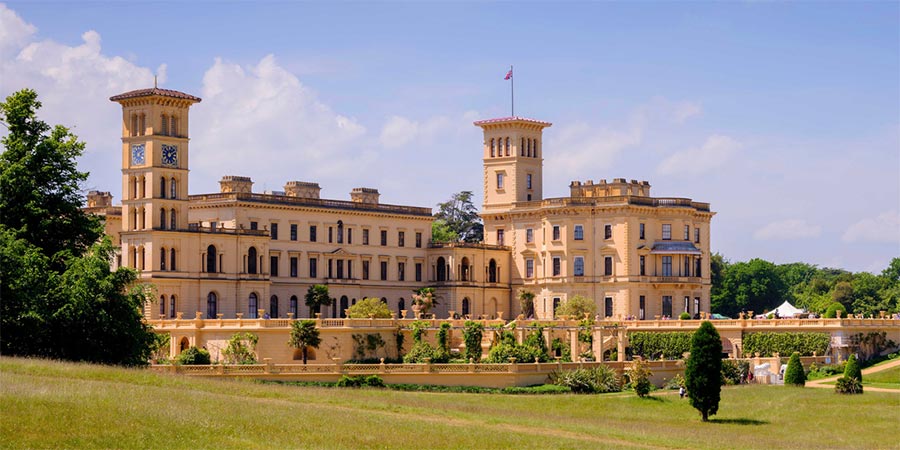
left=161, top=144, right=178, bottom=167
left=131, top=144, right=145, bottom=165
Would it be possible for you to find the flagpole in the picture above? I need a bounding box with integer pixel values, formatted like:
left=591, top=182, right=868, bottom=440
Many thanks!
left=510, top=65, right=514, bottom=117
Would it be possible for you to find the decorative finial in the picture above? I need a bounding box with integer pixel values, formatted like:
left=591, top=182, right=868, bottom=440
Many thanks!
left=154, top=75, right=158, bottom=88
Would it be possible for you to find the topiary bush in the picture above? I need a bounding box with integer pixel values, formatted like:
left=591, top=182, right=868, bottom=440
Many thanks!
left=679, top=312, right=692, bottom=320
left=835, top=376, right=863, bottom=394
left=741, top=332, right=830, bottom=357
left=843, top=354, right=862, bottom=383
left=784, top=352, right=806, bottom=386
left=175, top=346, right=211, bottom=365
left=824, top=303, right=847, bottom=319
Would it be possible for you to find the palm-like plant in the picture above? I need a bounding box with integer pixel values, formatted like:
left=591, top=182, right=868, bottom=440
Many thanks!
left=288, top=320, right=321, bottom=364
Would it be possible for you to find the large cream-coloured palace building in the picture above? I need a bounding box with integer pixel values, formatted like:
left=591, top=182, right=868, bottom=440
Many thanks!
left=95, top=87, right=713, bottom=321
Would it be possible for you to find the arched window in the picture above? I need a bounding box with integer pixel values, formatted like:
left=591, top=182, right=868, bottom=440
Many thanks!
left=249, top=293, right=258, bottom=318
left=248, top=247, right=258, bottom=274
left=170, top=248, right=176, bottom=271
left=159, top=295, right=166, bottom=316
left=436, top=257, right=447, bottom=281
left=169, top=295, right=176, bottom=318
left=160, top=247, right=167, bottom=271
left=521, top=138, right=525, bottom=156
left=398, top=298, right=405, bottom=313
left=527, top=139, right=532, bottom=157
left=131, top=246, right=138, bottom=268
left=131, top=209, right=138, bottom=231
left=337, top=220, right=343, bottom=244
left=139, top=247, right=145, bottom=270
left=206, top=245, right=217, bottom=273
left=340, top=296, right=349, bottom=318
left=460, top=257, right=470, bottom=281
left=462, top=297, right=470, bottom=316
left=170, top=177, right=177, bottom=199
left=139, top=114, right=145, bottom=136
left=488, top=259, right=497, bottom=283
left=290, top=295, right=298, bottom=317
left=170, top=116, right=177, bottom=137
left=160, top=209, right=166, bottom=230
left=170, top=209, right=176, bottom=230
left=161, top=114, right=168, bottom=135
left=533, top=140, right=539, bottom=158
left=270, top=295, right=279, bottom=318
left=141, top=176, right=146, bottom=199
left=505, top=137, right=510, bottom=156
left=131, top=177, right=137, bottom=199
left=180, top=337, right=190, bottom=352
left=131, top=114, right=138, bottom=137
left=490, top=138, right=495, bottom=157
left=160, top=177, right=166, bottom=199
left=207, top=292, right=218, bottom=318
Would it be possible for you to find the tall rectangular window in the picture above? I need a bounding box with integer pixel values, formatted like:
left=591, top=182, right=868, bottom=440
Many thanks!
left=526, top=259, right=534, bottom=278
left=604, top=224, right=612, bottom=240
left=552, top=257, right=561, bottom=276
left=336, top=260, right=344, bottom=279
left=639, top=223, right=645, bottom=240
left=662, top=296, right=673, bottom=317
left=526, top=174, right=532, bottom=189
left=605, top=297, right=613, bottom=318
left=662, top=256, right=672, bottom=276
left=684, top=224, right=690, bottom=240
left=362, top=261, right=370, bottom=280
left=309, top=258, right=317, bottom=278
left=552, top=225, right=560, bottom=241
left=290, top=257, right=298, bottom=277
left=270, top=223, right=278, bottom=240
left=497, top=229, right=505, bottom=245
left=250, top=221, right=258, bottom=230
left=604, top=256, right=613, bottom=276
left=574, top=256, right=585, bottom=276
left=380, top=261, right=388, bottom=280
left=526, top=228, right=534, bottom=243
left=398, top=262, right=405, bottom=281
left=684, top=296, right=690, bottom=313
left=328, top=227, right=333, bottom=243
left=639, top=296, right=646, bottom=320
left=415, top=232, right=422, bottom=248
left=574, top=225, right=584, bottom=240
left=290, top=224, right=297, bottom=241
left=683, top=256, right=691, bottom=277
left=662, top=224, right=671, bottom=240
left=309, top=225, right=317, bottom=242
left=380, top=230, right=388, bottom=246
left=347, top=228, right=352, bottom=244
left=415, top=263, right=422, bottom=282
left=640, top=255, right=646, bottom=276
left=363, top=229, right=369, bottom=245
left=694, top=297, right=700, bottom=316
left=496, top=173, right=504, bottom=189
left=270, top=256, right=279, bottom=277
left=696, top=257, right=702, bottom=277
left=398, top=231, right=405, bottom=247
left=694, top=227, right=700, bottom=243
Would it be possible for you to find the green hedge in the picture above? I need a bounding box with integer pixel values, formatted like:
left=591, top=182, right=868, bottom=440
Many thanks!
left=741, top=332, right=830, bottom=357
left=628, top=332, right=693, bottom=360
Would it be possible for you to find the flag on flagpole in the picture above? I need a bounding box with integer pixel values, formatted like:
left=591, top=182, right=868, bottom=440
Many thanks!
left=504, top=68, right=513, bottom=80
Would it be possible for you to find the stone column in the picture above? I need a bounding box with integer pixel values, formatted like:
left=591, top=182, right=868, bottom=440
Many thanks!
left=617, top=328, right=626, bottom=362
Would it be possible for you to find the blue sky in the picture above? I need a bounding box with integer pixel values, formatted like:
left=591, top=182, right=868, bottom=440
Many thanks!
left=2, top=1, right=898, bottom=273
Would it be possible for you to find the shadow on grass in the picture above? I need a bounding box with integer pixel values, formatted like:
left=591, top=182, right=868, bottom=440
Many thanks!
left=638, top=395, right=668, bottom=402
left=708, top=418, right=769, bottom=426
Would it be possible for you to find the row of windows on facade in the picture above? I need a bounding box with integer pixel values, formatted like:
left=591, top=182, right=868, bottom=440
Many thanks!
left=495, top=223, right=702, bottom=246
left=433, top=256, right=502, bottom=283
left=129, top=176, right=179, bottom=200
left=494, top=173, right=534, bottom=191
left=544, top=295, right=702, bottom=320
left=522, top=254, right=702, bottom=279
left=129, top=113, right=180, bottom=137
left=175, top=293, right=482, bottom=320
left=258, top=221, right=423, bottom=248
left=129, top=208, right=178, bottom=231
left=489, top=137, right=540, bottom=158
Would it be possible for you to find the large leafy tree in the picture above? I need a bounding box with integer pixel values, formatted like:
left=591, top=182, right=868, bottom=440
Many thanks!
left=289, top=320, right=322, bottom=364
left=346, top=297, right=392, bottom=318
left=685, top=321, right=723, bottom=422
left=433, top=191, right=483, bottom=243
left=555, top=295, right=597, bottom=319
left=304, top=284, right=331, bottom=316
left=711, top=258, right=786, bottom=317
left=0, top=89, right=155, bottom=365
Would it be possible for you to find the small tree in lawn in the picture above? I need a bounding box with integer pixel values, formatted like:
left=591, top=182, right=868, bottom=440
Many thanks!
left=518, top=289, right=535, bottom=319
left=784, top=352, right=806, bottom=387
left=305, top=284, right=331, bottom=316
left=685, top=321, right=723, bottom=422
left=844, top=354, right=862, bottom=383
left=630, top=357, right=653, bottom=398
left=289, top=320, right=321, bottom=364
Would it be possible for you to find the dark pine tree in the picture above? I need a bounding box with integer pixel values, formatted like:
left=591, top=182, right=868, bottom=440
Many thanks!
left=685, top=321, right=723, bottom=421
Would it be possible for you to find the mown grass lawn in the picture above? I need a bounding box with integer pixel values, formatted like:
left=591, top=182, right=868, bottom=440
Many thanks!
left=861, top=365, right=900, bottom=389
left=1, top=357, right=897, bottom=449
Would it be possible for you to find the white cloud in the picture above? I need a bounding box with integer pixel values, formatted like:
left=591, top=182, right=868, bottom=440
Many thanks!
left=0, top=3, right=35, bottom=56
left=188, top=54, right=367, bottom=191
left=545, top=120, right=643, bottom=176
left=657, top=134, right=740, bottom=175
left=842, top=211, right=900, bottom=244
left=753, top=219, right=822, bottom=241
left=378, top=115, right=454, bottom=149
left=673, top=101, right=702, bottom=123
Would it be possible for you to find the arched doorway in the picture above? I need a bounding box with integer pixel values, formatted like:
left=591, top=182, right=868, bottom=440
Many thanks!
left=248, top=247, right=258, bottom=274
left=436, top=257, right=447, bottom=281
left=340, top=295, right=349, bottom=318
left=270, top=295, right=279, bottom=318
left=460, top=257, right=470, bottom=281
left=179, top=337, right=190, bottom=352
left=488, top=259, right=497, bottom=283
left=462, top=297, right=470, bottom=316
left=207, top=292, right=218, bottom=318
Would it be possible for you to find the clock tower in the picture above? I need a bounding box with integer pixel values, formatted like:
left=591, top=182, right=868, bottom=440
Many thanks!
left=111, top=87, right=201, bottom=314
